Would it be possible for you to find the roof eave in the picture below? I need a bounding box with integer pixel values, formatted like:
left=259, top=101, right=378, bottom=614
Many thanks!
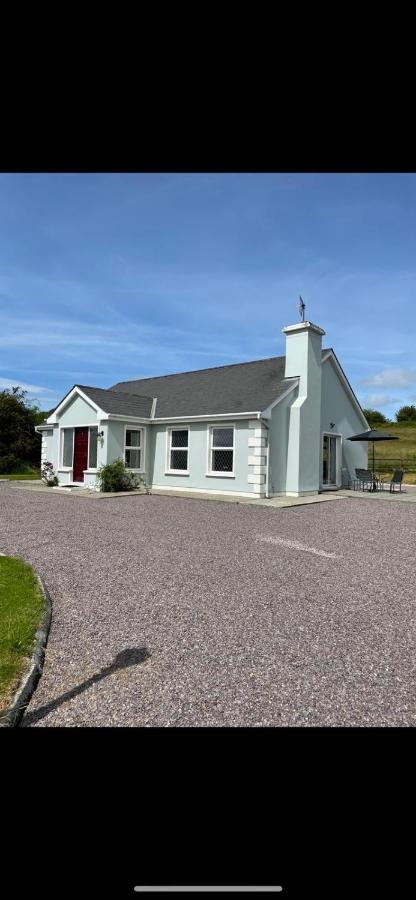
left=152, top=411, right=262, bottom=423
left=105, top=413, right=152, bottom=423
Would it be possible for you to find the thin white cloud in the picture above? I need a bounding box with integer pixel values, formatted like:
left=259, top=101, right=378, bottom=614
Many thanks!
left=0, top=377, right=59, bottom=407
left=0, top=377, right=56, bottom=395
left=363, top=393, right=399, bottom=407
left=361, top=368, right=416, bottom=388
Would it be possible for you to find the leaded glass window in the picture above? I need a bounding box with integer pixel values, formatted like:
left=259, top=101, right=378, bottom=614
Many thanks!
left=209, top=426, right=234, bottom=473
left=168, top=428, right=189, bottom=471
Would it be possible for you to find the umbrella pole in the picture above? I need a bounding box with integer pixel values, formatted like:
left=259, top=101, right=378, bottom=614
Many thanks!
left=372, top=442, right=376, bottom=491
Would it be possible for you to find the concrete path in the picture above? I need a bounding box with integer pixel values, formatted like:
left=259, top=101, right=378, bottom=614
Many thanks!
left=1, top=481, right=416, bottom=726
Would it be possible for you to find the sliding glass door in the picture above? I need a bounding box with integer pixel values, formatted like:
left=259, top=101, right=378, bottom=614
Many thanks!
left=322, top=434, right=340, bottom=487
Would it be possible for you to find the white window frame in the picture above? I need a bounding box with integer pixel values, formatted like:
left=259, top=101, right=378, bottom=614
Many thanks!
left=321, top=431, right=342, bottom=489
left=165, top=426, right=190, bottom=475
left=59, top=427, right=75, bottom=471
left=206, top=424, right=235, bottom=478
left=86, top=426, right=99, bottom=473
left=59, top=424, right=99, bottom=473
left=124, top=425, right=145, bottom=472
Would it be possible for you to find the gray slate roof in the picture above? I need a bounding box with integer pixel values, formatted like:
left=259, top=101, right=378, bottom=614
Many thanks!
left=109, top=355, right=302, bottom=418
left=78, top=385, right=154, bottom=417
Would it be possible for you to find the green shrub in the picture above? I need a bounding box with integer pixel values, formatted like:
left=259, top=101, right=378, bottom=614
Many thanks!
left=96, top=458, right=147, bottom=493
left=0, top=386, right=48, bottom=472
left=363, top=408, right=390, bottom=428
left=396, top=405, right=416, bottom=423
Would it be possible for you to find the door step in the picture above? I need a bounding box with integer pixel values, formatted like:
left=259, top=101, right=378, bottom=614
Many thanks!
left=53, top=484, right=87, bottom=491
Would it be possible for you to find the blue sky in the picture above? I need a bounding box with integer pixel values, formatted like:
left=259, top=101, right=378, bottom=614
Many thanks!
left=0, top=172, right=415, bottom=418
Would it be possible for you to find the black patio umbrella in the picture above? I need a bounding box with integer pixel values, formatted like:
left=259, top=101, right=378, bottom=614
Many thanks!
left=347, top=429, right=399, bottom=491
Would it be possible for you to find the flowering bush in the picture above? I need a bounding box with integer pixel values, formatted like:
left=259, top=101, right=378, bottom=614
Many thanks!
left=41, top=461, right=59, bottom=486
left=96, top=458, right=149, bottom=493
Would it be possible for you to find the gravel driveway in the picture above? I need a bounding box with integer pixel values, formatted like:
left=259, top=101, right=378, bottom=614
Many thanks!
left=1, top=483, right=416, bottom=726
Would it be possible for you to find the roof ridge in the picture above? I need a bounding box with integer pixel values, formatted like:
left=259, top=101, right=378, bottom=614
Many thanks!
left=111, top=355, right=286, bottom=386
left=111, top=349, right=331, bottom=387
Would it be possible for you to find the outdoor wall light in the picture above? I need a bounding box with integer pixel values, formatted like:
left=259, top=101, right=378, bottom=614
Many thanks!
left=98, top=430, right=104, bottom=438
left=330, top=422, right=336, bottom=429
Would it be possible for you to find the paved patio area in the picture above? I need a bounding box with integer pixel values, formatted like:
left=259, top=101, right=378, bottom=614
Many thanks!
left=1, top=481, right=416, bottom=726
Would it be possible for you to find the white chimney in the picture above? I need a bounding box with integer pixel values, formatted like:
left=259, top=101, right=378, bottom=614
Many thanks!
left=282, top=320, right=325, bottom=495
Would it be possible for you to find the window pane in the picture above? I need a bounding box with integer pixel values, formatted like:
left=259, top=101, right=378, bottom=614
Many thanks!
left=212, top=428, right=233, bottom=448
left=62, top=429, right=74, bottom=467
left=89, top=427, right=98, bottom=469
left=125, top=448, right=140, bottom=468
left=126, top=429, right=140, bottom=447
left=212, top=449, right=233, bottom=472
left=171, top=429, right=188, bottom=448
left=170, top=449, right=188, bottom=470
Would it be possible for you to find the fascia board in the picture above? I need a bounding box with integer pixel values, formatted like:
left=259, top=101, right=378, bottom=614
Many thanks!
left=105, top=414, right=151, bottom=423
left=152, top=411, right=260, bottom=423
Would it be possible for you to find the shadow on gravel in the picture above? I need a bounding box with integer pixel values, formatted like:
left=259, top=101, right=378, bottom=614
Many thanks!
left=21, top=647, right=151, bottom=727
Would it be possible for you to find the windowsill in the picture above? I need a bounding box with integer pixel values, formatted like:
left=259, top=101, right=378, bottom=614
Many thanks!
left=164, top=471, right=189, bottom=476
left=58, top=467, right=72, bottom=472
left=84, top=469, right=98, bottom=474
left=205, top=472, right=235, bottom=478
left=125, top=469, right=145, bottom=474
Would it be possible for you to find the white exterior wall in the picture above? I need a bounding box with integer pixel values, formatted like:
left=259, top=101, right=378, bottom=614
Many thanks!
left=282, top=323, right=324, bottom=495
left=248, top=420, right=267, bottom=496
left=57, top=394, right=99, bottom=427
left=149, top=420, right=262, bottom=497
left=106, top=420, right=149, bottom=485
left=40, top=429, right=54, bottom=467
left=320, top=357, right=368, bottom=485
left=267, top=386, right=298, bottom=496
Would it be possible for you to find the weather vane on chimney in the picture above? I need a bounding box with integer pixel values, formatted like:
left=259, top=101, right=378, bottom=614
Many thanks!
left=299, top=296, right=306, bottom=322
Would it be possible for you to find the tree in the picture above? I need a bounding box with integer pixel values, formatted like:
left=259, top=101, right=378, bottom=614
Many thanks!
left=0, top=386, right=47, bottom=473
left=363, top=408, right=389, bottom=428
left=396, top=405, right=416, bottom=423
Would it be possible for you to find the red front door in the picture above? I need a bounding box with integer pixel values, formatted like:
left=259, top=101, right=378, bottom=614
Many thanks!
left=73, top=427, right=88, bottom=482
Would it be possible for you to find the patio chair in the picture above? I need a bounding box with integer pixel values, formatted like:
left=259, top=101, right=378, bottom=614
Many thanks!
left=387, top=469, right=405, bottom=492
left=354, top=468, right=377, bottom=491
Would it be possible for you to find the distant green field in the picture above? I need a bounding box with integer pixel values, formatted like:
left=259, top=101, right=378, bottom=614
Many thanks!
left=366, top=422, right=416, bottom=484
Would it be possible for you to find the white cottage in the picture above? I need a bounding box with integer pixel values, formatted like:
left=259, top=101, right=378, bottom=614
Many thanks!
left=36, top=319, right=368, bottom=498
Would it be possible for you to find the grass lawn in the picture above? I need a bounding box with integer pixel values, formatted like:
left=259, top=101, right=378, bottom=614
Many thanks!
left=0, top=466, right=41, bottom=481
left=0, top=556, right=45, bottom=711
left=369, top=422, right=416, bottom=484
left=2, top=473, right=41, bottom=481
